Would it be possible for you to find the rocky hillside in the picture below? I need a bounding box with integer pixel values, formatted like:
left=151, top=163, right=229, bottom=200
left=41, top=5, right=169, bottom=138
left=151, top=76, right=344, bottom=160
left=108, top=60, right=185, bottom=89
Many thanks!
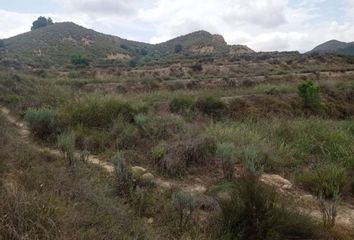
left=0, top=22, right=253, bottom=68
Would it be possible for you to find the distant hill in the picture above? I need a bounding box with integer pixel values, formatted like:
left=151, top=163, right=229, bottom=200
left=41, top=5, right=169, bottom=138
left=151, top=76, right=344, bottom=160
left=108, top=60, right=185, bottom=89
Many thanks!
left=311, top=40, right=354, bottom=55
left=1, top=22, right=254, bottom=67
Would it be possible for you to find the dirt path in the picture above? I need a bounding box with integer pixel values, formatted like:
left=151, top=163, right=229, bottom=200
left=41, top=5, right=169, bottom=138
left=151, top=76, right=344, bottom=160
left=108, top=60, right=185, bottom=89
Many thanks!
left=1, top=106, right=354, bottom=227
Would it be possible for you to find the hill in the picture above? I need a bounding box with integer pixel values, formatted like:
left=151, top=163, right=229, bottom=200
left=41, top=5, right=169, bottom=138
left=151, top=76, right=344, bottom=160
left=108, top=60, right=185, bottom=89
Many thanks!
left=0, top=22, right=253, bottom=68
left=311, top=39, right=354, bottom=55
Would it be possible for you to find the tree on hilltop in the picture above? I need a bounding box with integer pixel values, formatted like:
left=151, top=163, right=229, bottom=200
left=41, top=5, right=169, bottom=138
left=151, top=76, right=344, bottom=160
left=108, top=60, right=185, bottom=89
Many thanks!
left=31, top=17, right=54, bottom=31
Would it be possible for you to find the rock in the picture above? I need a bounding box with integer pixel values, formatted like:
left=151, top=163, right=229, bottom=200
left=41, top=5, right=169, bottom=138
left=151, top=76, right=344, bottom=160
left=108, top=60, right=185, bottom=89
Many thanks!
left=216, top=192, right=231, bottom=202
left=282, top=184, right=293, bottom=190
left=260, top=174, right=292, bottom=189
left=147, top=218, right=154, bottom=224
left=141, top=173, right=154, bottom=182
left=131, top=166, right=147, bottom=177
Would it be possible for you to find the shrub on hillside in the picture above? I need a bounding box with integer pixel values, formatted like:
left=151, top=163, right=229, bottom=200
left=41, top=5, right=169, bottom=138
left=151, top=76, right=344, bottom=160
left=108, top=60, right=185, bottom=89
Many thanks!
left=112, top=151, right=133, bottom=196
left=60, top=97, right=146, bottom=129
left=216, top=142, right=237, bottom=180
left=134, top=114, right=185, bottom=140
left=298, top=80, right=321, bottom=111
left=159, top=135, right=216, bottom=176
left=298, top=164, right=346, bottom=198
left=298, top=164, right=346, bottom=227
left=218, top=177, right=316, bottom=240
left=57, top=132, right=76, bottom=166
left=194, top=96, right=225, bottom=118
left=172, top=191, right=196, bottom=232
left=169, top=96, right=195, bottom=114
left=71, top=55, right=89, bottom=67
left=150, top=141, right=168, bottom=164
left=25, top=108, right=59, bottom=140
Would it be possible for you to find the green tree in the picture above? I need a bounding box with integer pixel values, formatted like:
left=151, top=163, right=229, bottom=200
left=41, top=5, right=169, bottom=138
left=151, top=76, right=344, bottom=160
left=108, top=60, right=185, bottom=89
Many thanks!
left=298, top=80, right=321, bottom=111
left=174, top=44, right=183, bottom=53
left=0, top=39, right=4, bottom=48
left=31, top=17, right=54, bottom=30
left=71, top=55, right=89, bottom=66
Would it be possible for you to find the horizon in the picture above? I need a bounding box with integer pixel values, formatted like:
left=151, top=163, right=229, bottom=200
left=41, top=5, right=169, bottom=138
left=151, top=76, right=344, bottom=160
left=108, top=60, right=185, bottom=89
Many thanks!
left=0, top=0, right=353, bottom=53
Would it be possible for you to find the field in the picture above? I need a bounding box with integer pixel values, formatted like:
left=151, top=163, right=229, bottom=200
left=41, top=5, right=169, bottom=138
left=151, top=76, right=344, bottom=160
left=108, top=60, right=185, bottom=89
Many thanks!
left=1, top=41, right=354, bottom=239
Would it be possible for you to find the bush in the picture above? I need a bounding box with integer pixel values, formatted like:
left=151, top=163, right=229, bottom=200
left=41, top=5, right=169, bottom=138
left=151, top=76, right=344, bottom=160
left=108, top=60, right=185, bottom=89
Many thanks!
left=216, top=143, right=237, bottom=180
left=71, top=55, right=89, bottom=66
left=134, top=114, right=185, bottom=140
left=25, top=108, right=59, bottom=140
left=159, top=135, right=216, bottom=176
left=172, top=191, right=196, bottom=232
left=60, top=97, right=146, bottom=129
left=112, top=151, right=133, bottom=196
left=298, top=164, right=346, bottom=198
left=169, top=96, right=195, bottom=114
left=218, top=177, right=316, bottom=240
left=195, top=96, right=225, bottom=118
left=57, top=132, right=76, bottom=166
left=298, top=164, right=346, bottom=228
left=150, top=141, right=168, bottom=164
left=0, top=39, right=4, bottom=48
left=298, top=80, right=321, bottom=111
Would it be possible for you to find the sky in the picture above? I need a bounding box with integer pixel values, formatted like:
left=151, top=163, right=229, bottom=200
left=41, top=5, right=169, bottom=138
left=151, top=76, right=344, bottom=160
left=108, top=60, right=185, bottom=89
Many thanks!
left=0, top=0, right=353, bottom=52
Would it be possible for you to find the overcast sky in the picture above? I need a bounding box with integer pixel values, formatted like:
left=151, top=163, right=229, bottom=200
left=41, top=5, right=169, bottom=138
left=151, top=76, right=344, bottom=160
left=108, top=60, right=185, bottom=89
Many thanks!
left=0, top=0, right=353, bottom=52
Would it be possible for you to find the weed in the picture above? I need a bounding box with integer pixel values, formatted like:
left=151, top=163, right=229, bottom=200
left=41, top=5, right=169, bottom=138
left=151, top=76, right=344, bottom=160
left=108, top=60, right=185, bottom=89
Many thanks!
left=216, top=142, right=237, bottom=180
left=57, top=131, right=76, bottom=166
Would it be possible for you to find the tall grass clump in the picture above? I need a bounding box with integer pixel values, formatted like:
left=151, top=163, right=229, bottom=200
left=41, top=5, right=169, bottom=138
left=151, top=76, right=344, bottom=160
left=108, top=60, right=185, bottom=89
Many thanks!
left=298, top=164, right=346, bottom=227
left=172, top=191, right=196, bottom=233
left=298, top=80, right=321, bottom=111
left=216, top=142, right=237, bottom=180
left=60, top=97, right=146, bottom=129
left=112, top=151, right=133, bottom=196
left=218, top=177, right=316, bottom=240
left=25, top=107, right=59, bottom=140
left=194, top=96, right=225, bottom=118
left=57, top=132, right=76, bottom=166
left=169, top=96, right=195, bottom=114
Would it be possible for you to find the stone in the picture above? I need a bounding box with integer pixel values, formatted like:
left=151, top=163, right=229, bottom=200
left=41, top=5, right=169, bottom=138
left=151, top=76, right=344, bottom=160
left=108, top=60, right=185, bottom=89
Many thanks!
left=141, top=173, right=155, bottom=182
left=131, top=166, right=147, bottom=177
left=147, top=218, right=154, bottom=224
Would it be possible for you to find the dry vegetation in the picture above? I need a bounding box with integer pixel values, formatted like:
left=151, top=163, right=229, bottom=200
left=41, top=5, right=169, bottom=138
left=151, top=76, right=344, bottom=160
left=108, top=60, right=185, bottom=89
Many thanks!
left=1, top=50, right=354, bottom=239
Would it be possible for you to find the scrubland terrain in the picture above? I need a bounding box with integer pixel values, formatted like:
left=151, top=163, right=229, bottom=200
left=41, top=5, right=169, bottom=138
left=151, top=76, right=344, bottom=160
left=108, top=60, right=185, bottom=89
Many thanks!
left=1, top=22, right=354, bottom=240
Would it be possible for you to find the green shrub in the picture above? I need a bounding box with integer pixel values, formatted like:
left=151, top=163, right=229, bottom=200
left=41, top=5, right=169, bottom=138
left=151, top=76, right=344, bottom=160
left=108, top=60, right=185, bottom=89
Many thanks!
left=60, top=97, right=146, bottom=129
left=218, top=177, right=316, bottom=240
left=25, top=108, right=59, bottom=140
left=298, top=164, right=346, bottom=228
left=150, top=141, right=168, bottom=164
left=159, top=135, right=216, bottom=176
left=169, top=96, right=195, bottom=114
left=216, top=142, right=237, bottom=180
left=71, top=55, right=89, bottom=66
left=112, top=151, right=133, bottom=196
left=298, top=80, right=321, bottom=111
left=172, top=191, right=196, bottom=232
left=57, top=132, right=76, bottom=166
left=111, top=119, right=139, bottom=149
left=194, top=96, right=225, bottom=118
left=297, top=164, right=346, bottom=199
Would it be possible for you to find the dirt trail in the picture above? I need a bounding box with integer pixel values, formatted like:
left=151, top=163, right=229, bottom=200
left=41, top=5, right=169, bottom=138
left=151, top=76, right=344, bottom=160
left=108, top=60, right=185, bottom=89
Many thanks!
left=1, top=106, right=354, bottom=226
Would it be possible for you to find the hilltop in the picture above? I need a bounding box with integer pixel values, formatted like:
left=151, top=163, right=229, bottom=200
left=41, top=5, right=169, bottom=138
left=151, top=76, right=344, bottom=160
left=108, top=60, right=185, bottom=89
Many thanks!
left=0, top=22, right=253, bottom=68
left=311, top=39, right=354, bottom=55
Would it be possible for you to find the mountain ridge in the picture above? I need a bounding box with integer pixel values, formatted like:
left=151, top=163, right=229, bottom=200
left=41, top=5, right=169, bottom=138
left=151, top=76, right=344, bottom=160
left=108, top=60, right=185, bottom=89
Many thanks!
left=311, top=39, right=354, bottom=55
left=1, top=22, right=254, bottom=67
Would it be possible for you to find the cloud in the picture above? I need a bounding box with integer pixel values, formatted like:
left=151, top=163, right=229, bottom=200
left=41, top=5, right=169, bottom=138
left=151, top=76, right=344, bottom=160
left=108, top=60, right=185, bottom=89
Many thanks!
left=56, top=0, right=153, bottom=16
left=0, top=10, right=38, bottom=38
left=1, top=0, right=354, bottom=52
